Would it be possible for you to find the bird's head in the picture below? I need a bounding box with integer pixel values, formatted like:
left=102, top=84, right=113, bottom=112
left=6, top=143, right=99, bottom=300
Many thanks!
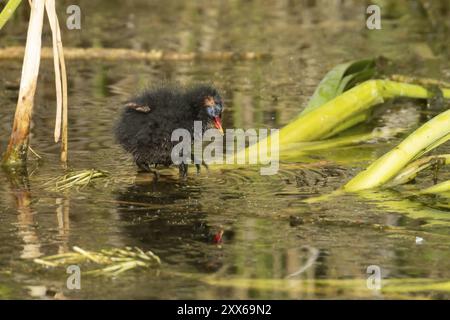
left=186, top=85, right=224, bottom=135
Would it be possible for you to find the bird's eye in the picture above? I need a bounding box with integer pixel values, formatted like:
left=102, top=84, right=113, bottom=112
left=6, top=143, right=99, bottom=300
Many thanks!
left=206, top=107, right=215, bottom=117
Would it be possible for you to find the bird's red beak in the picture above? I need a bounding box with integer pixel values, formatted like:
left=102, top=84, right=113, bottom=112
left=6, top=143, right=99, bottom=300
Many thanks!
left=213, top=117, right=224, bottom=135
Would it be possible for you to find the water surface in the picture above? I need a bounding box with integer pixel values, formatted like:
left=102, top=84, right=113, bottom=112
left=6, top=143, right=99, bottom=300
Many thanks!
left=0, top=0, right=449, bottom=299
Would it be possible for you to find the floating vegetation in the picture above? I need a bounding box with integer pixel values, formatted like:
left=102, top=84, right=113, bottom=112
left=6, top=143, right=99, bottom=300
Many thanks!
left=246, top=57, right=450, bottom=194
left=419, top=180, right=450, bottom=195
left=239, top=59, right=450, bottom=163
left=390, top=74, right=450, bottom=89
left=345, top=109, right=450, bottom=191
left=301, top=58, right=376, bottom=114
left=386, top=154, right=449, bottom=187
left=43, top=169, right=110, bottom=191
left=280, top=127, right=404, bottom=161
left=34, top=246, right=161, bottom=276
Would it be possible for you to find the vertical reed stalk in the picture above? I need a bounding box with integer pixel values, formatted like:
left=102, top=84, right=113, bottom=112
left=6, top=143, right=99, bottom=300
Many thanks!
left=2, top=0, right=45, bottom=166
left=45, top=0, right=68, bottom=164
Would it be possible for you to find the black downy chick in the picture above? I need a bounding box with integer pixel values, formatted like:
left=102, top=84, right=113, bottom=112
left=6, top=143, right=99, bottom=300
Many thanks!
left=115, top=85, right=224, bottom=177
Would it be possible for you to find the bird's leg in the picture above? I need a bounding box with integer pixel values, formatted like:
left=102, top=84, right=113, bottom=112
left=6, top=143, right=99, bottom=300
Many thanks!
left=195, top=161, right=209, bottom=174
left=136, top=160, right=160, bottom=180
left=193, top=154, right=201, bottom=174
left=136, top=160, right=150, bottom=172
left=179, top=163, right=188, bottom=178
left=152, top=169, right=160, bottom=180
left=153, top=164, right=161, bottom=180
left=193, top=154, right=209, bottom=174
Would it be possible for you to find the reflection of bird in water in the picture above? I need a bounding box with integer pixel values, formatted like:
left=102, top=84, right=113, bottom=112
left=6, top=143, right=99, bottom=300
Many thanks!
left=114, top=181, right=234, bottom=273
left=115, top=85, right=224, bottom=177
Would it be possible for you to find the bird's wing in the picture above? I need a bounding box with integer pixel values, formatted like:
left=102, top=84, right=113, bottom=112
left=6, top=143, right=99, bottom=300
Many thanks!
left=125, top=102, right=151, bottom=113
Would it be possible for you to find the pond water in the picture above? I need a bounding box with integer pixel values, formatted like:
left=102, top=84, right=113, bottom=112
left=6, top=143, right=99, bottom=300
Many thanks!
left=0, top=0, right=449, bottom=299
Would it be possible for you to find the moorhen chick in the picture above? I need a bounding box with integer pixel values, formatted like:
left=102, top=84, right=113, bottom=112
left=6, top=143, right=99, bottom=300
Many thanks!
left=115, top=85, right=224, bottom=177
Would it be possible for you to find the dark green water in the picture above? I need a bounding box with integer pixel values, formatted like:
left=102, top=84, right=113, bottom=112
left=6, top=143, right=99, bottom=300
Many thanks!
left=0, top=0, right=449, bottom=299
